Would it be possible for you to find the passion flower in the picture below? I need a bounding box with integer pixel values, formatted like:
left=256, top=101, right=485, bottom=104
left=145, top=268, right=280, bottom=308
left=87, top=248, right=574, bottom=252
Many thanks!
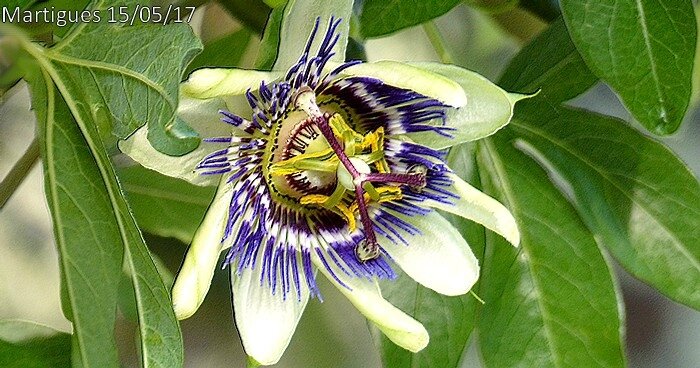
left=121, top=17, right=523, bottom=366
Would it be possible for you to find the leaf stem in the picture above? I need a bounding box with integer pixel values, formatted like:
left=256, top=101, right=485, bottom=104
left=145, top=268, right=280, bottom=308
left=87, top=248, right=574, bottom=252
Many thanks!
left=422, top=21, right=454, bottom=65
left=0, top=136, right=40, bottom=209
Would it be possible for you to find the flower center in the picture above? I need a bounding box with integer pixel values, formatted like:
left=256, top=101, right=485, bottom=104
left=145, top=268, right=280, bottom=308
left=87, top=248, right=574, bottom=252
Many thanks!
left=262, top=88, right=428, bottom=261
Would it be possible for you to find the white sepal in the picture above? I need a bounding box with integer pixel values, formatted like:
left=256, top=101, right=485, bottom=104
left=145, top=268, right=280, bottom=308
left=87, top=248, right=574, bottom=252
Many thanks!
left=171, top=181, right=232, bottom=319
left=403, top=63, right=532, bottom=150
left=232, top=253, right=310, bottom=366
left=427, top=172, right=520, bottom=247
left=377, top=209, right=480, bottom=296
left=181, top=68, right=281, bottom=99
left=314, top=252, right=429, bottom=352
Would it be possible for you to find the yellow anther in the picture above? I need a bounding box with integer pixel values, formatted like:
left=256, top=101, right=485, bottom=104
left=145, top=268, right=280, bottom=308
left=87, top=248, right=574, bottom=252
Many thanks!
left=300, top=194, right=331, bottom=205
left=336, top=203, right=357, bottom=232
left=378, top=186, right=403, bottom=201
left=349, top=186, right=403, bottom=214
left=300, top=194, right=357, bottom=232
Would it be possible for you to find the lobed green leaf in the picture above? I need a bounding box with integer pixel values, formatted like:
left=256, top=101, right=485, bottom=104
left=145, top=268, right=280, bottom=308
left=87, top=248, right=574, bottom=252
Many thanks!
left=15, top=14, right=188, bottom=365
left=41, top=0, right=202, bottom=155
left=36, top=76, right=185, bottom=367
left=32, top=75, right=122, bottom=368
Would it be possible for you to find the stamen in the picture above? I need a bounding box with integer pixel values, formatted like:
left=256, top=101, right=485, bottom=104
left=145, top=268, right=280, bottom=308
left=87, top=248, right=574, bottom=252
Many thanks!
left=310, top=113, right=380, bottom=261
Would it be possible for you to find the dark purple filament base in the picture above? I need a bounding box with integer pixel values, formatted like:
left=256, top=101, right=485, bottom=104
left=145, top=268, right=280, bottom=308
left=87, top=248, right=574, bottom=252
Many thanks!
left=312, top=114, right=426, bottom=261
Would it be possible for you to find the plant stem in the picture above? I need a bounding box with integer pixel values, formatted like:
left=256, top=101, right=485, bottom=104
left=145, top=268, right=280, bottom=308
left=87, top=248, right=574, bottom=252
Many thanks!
left=422, top=21, right=454, bottom=65
left=0, top=136, right=40, bottom=209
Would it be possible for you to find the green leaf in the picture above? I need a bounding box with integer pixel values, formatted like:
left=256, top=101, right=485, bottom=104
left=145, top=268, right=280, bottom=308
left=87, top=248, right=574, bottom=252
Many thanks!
left=32, top=74, right=122, bottom=368
left=119, top=251, right=176, bottom=323
left=217, top=0, right=272, bottom=35
left=498, top=17, right=597, bottom=105
left=519, top=0, right=561, bottom=22
left=560, top=0, right=697, bottom=134
left=499, top=11, right=700, bottom=310
left=476, top=134, right=626, bottom=368
left=3, top=0, right=37, bottom=8
left=265, top=0, right=353, bottom=71
left=264, top=0, right=288, bottom=7
left=0, top=320, right=71, bottom=368
left=25, top=0, right=90, bottom=38
left=185, top=28, right=253, bottom=75
left=26, top=32, right=185, bottom=368
left=255, top=5, right=285, bottom=70
left=511, top=107, right=700, bottom=310
left=119, top=165, right=214, bottom=244
left=359, top=0, right=461, bottom=38
left=37, top=1, right=202, bottom=155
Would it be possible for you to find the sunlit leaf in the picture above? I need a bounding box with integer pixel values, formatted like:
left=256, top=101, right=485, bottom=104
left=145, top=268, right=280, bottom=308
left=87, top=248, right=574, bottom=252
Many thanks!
left=512, top=107, right=700, bottom=309
left=477, top=134, right=626, bottom=368
left=560, top=0, right=697, bottom=134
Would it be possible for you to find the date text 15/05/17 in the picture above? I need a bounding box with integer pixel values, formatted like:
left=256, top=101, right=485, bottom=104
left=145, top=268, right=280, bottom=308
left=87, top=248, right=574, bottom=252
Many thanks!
left=1, top=5, right=196, bottom=27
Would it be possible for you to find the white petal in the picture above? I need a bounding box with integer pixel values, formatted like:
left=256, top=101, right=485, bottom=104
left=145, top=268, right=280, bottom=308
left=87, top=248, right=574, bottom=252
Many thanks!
left=181, top=68, right=281, bottom=99
left=338, top=60, right=468, bottom=107
left=232, top=257, right=310, bottom=366
left=171, top=181, right=232, bottom=319
left=119, top=97, right=232, bottom=186
left=313, top=252, right=429, bottom=352
left=427, top=172, right=520, bottom=247
left=402, top=62, right=532, bottom=150
left=377, top=210, right=480, bottom=296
